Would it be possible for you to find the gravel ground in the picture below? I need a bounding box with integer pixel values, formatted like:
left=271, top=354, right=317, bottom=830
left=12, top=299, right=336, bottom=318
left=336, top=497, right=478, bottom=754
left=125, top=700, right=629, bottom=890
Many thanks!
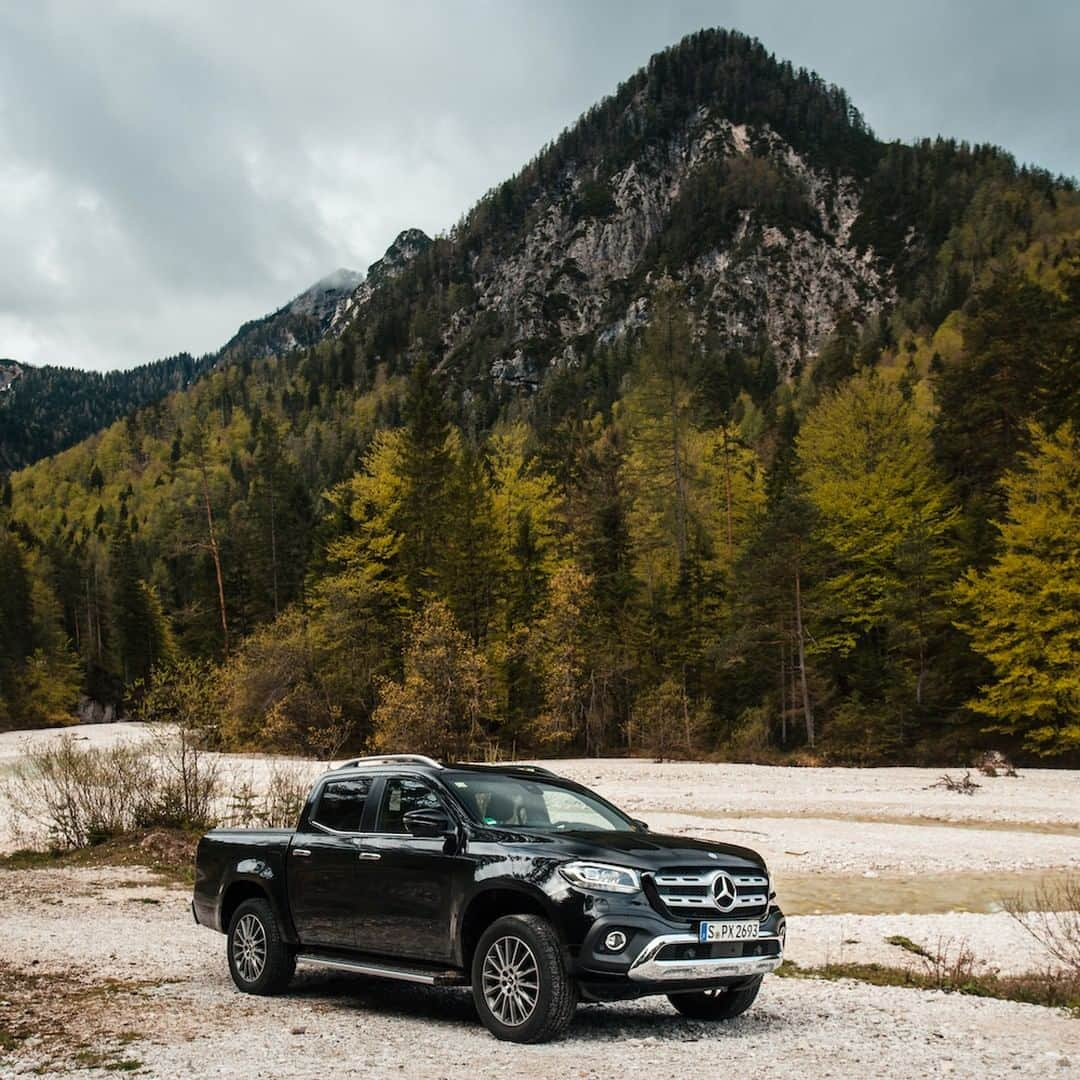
left=0, top=868, right=1075, bottom=1079
left=0, top=728, right=1077, bottom=1077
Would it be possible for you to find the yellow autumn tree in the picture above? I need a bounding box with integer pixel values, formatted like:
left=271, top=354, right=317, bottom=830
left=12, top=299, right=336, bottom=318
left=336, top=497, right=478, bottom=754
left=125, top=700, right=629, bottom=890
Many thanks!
left=955, top=424, right=1080, bottom=756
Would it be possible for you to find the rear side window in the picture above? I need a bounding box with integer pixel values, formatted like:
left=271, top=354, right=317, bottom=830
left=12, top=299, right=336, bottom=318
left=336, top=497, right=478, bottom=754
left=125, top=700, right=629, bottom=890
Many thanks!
left=311, top=777, right=372, bottom=833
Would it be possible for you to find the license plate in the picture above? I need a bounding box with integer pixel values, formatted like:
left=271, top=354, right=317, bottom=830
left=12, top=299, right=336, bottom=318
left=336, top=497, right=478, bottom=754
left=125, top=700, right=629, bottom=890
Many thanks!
left=699, top=920, right=759, bottom=943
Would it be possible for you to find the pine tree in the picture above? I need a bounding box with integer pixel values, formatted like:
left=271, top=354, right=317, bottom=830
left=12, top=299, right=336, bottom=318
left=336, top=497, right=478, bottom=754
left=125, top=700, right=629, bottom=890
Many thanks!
left=394, top=362, right=454, bottom=602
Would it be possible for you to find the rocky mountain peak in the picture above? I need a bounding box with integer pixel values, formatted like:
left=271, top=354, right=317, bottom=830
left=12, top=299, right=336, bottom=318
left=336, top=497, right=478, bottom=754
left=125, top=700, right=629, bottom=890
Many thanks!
left=368, top=228, right=432, bottom=287
left=329, top=228, right=433, bottom=333
left=0, top=359, right=23, bottom=394
left=326, top=30, right=896, bottom=391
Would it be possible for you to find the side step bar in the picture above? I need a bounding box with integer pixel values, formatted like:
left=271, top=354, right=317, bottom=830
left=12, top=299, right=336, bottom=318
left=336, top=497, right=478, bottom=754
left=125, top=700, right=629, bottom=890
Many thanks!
left=296, top=953, right=467, bottom=986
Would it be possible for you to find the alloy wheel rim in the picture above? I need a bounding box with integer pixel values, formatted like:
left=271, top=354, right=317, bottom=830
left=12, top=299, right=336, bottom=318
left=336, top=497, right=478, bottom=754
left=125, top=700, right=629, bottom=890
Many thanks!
left=481, top=935, right=540, bottom=1026
left=233, top=913, right=268, bottom=983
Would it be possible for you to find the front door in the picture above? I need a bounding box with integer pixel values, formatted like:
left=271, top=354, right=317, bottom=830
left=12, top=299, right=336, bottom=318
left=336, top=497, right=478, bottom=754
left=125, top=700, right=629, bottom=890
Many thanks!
left=351, top=775, right=459, bottom=963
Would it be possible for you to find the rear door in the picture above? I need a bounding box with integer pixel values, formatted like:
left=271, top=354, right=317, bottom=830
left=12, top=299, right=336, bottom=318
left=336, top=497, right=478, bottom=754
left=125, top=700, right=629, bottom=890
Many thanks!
left=350, top=775, right=459, bottom=963
left=286, top=775, right=374, bottom=948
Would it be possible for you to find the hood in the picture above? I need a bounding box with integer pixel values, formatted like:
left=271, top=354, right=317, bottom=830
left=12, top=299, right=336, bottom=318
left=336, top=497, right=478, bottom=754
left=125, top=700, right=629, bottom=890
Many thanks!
left=469, top=826, right=766, bottom=873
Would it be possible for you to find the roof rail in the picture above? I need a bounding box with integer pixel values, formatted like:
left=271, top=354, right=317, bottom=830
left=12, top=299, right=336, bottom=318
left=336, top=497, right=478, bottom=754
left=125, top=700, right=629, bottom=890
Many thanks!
left=462, top=762, right=558, bottom=777
left=504, top=763, right=558, bottom=777
left=337, top=754, right=444, bottom=770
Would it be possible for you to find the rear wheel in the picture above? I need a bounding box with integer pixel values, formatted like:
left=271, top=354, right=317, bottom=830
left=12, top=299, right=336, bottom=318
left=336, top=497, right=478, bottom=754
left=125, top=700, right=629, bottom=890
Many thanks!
left=226, top=897, right=295, bottom=995
left=471, top=914, right=577, bottom=1043
left=667, top=975, right=762, bottom=1020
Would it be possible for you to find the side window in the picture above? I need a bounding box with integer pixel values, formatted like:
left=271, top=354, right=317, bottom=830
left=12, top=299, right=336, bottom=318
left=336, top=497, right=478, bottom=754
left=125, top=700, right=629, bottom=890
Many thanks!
left=311, top=777, right=372, bottom=833
left=377, top=777, right=443, bottom=834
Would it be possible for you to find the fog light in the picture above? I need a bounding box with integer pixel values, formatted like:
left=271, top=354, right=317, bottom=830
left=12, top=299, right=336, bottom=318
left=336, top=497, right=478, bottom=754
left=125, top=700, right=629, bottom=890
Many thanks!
left=604, top=930, right=628, bottom=952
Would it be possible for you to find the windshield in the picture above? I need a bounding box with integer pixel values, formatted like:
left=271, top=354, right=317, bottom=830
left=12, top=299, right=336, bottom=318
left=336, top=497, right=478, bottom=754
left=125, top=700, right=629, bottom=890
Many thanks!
left=444, top=772, right=635, bottom=833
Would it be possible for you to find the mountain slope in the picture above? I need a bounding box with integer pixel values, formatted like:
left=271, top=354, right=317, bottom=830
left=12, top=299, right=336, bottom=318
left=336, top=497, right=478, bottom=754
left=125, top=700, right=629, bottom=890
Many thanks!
left=0, top=232, right=431, bottom=470
left=0, top=353, right=214, bottom=472
left=325, top=30, right=1056, bottom=405
left=3, top=29, right=1077, bottom=761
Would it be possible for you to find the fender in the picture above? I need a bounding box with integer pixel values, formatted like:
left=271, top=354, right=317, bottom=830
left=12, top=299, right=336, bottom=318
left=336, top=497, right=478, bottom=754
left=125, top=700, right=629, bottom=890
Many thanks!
left=216, top=858, right=299, bottom=943
left=453, top=877, right=566, bottom=968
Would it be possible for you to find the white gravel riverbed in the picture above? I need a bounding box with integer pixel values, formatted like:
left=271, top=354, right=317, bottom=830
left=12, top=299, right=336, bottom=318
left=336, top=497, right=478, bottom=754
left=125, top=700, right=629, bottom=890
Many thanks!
left=0, top=728, right=1077, bottom=1077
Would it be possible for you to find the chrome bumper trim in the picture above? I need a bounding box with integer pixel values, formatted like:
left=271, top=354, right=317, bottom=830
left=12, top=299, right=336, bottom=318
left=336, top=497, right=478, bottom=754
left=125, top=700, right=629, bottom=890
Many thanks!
left=627, top=933, right=783, bottom=983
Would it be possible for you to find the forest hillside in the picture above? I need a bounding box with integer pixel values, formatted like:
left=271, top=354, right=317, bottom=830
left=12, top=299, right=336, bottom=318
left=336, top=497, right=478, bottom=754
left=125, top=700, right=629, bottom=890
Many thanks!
left=2, top=29, right=1077, bottom=764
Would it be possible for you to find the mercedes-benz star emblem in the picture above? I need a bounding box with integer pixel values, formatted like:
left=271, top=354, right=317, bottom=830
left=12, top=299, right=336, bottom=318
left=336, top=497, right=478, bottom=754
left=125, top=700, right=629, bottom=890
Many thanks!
left=711, top=871, right=738, bottom=912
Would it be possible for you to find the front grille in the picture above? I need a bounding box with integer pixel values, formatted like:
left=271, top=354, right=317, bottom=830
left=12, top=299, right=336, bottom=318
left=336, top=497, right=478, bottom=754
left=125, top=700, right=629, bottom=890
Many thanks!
left=647, top=867, right=770, bottom=920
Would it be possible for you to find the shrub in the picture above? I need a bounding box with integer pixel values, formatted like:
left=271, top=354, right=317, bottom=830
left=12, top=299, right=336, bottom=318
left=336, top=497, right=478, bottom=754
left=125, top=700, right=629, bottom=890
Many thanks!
left=1006, top=875, right=1080, bottom=976
left=142, top=725, right=221, bottom=830
left=371, top=601, right=494, bottom=759
left=223, top=764, right=313, bottom=829
left=4, top=729, right=221, bottom=849
left=5, top=735, right=158, bottom=848
left=627, top=679, right=708, bottom=761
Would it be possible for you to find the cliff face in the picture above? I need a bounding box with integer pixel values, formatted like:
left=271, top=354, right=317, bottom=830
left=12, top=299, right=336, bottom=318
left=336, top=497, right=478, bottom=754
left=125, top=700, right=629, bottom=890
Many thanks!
left=315, top=37, right=894, bottom=392
left=428, top=110, right=889, bottom=387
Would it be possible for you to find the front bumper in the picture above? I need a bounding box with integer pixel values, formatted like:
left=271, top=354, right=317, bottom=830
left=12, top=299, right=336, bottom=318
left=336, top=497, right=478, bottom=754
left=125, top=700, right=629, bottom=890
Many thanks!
left=571, top=903, right=786, bottom=999
left=628, top=932, right=783, bottom=982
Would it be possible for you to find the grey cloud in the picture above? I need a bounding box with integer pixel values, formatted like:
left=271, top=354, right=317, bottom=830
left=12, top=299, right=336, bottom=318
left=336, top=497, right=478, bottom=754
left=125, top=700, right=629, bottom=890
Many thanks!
left=0, top=0, right=1076, bottom=371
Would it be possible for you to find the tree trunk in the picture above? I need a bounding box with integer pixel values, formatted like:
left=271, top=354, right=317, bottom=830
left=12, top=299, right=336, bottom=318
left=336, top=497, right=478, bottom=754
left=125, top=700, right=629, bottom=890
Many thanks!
left=779, top=639, right=787, bottom=745
left=199, top=459, right=230, bottom=658
left=268, top=479, right=279, bottom=618
left=722, top=427, right=734, bottom=559
left=793, top=553, right=814, bottom=747
left=681, top=670, right=693, bottom=755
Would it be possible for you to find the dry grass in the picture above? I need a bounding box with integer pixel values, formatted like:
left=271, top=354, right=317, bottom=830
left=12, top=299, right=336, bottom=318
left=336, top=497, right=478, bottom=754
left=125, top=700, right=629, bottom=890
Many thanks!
left=780, top=932, right=1080, bottom=1016
left=0, top=961, right=157, bottom=1074
left=0, top=826, right=201, bottom=884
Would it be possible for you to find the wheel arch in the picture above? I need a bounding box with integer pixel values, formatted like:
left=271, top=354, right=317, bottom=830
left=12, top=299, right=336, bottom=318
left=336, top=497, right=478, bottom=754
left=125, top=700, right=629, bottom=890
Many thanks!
left=219, top=876, right=295, bottom=943
left=457, top=884, right=560, bottom=970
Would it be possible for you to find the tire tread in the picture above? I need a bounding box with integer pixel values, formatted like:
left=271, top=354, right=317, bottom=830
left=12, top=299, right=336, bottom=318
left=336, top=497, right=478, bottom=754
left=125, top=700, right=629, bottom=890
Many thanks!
left=227, top=897, right=296, bottom=996
left=472, top=914, right=576, bottom=1043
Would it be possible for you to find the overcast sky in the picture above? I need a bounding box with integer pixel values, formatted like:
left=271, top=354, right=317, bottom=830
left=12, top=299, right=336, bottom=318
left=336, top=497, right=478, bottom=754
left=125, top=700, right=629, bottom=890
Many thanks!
left=1, top=1, right=1076, bottom=373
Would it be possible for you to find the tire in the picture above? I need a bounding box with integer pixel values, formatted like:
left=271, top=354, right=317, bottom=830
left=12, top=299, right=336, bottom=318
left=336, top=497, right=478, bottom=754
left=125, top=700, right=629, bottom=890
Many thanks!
left=668, top=975, right=762, bottom=1020
left=471, top=914, right=577, bottom=1043
left=226, top=897, right=296, bottom=996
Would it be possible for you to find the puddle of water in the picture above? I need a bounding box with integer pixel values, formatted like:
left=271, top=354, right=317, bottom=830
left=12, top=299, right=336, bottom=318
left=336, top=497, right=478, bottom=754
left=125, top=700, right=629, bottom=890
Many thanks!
left=776, top=869, right=1074, bottom=915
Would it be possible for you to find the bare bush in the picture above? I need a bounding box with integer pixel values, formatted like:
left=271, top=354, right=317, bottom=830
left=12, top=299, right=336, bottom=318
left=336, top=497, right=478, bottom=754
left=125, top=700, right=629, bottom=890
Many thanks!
left=5, top=735, right=158, bottom=848
left=3, top=729, right=222, bottom=850
left=917, top=937, right=980, bottom=986
left=1005, top=876, right=1080, bottom=975
left=144, top=724, right=221, bottom=830
left=222, top=764, right=311, bottom=829
left=262, top=764, right=310, bottom=828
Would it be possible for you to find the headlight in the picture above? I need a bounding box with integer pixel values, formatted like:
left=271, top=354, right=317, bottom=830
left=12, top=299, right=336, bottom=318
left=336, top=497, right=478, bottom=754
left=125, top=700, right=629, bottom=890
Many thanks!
left=559, top=861, right=641, bottom=894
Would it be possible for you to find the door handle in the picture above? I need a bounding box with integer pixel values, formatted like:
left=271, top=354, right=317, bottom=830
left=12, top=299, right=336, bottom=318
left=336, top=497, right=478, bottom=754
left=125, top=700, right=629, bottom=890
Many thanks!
left=292, top=848, right=311, bottom=857
left=357, top=852, right=381, bottom=861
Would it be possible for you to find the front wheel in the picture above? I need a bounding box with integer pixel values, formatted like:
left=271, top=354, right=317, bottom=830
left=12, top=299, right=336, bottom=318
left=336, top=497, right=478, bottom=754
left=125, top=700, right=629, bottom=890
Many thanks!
left=471, top=914, right=577, bottom=1043
left=226, top=897, right=296, bottom=995
left=668, top=975, right=762, bottom=1020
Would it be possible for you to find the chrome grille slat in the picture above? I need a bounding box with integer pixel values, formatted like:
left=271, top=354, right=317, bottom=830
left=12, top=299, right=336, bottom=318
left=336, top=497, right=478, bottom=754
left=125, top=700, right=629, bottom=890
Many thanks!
left=649, top=866, right=770, bottom=919
left=662, top=893, right=766, bottom=908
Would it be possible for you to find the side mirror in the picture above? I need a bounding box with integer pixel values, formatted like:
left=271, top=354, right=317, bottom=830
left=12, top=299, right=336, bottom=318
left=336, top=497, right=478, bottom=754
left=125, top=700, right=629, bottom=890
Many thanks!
left=403, top=808, right=454, bottom=838
left=633, top=818, right=650, bottom=832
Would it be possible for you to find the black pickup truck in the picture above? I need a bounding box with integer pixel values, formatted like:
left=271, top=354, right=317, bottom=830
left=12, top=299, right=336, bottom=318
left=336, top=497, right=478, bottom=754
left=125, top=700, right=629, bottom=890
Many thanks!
left=193, top=755, right=785, bottom=1042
